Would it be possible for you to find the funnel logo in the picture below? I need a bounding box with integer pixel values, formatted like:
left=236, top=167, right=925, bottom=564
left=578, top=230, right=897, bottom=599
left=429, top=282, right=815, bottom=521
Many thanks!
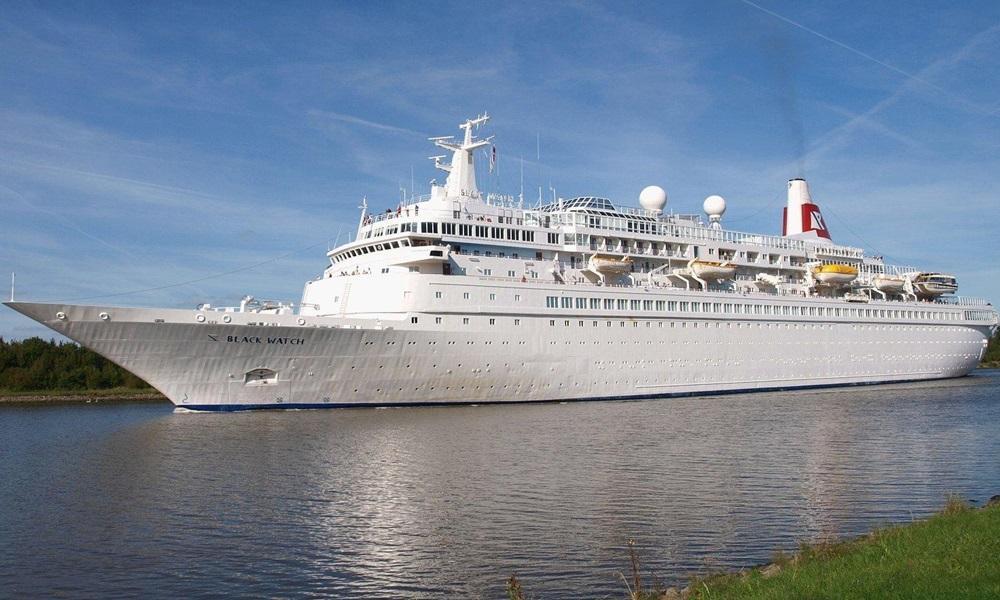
left=810, top=211, right=826, bottom=232
left=801, top=203, right=831, bottom=239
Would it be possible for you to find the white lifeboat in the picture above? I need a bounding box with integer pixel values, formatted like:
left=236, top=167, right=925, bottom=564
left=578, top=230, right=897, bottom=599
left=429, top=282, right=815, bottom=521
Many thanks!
left=588, top=254, right=633, bottom=274
left=813, top=264, right=858, bottom=285
left=690, top=259, right=736, bottom=280
left=872, top=274, right=906, bottom=294
left=912, top=272, right=957, bottom=298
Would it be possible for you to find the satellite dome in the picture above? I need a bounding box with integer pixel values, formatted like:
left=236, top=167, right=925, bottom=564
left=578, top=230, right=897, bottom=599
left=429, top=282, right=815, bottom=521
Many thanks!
left=639, top=185, right=667, bottom=212
left=703, top=195, right=726, bottom=217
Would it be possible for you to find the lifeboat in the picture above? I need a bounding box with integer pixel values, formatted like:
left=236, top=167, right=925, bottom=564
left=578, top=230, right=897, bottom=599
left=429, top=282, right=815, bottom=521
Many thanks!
left=872, top=274, right=906, bottom=294
left=912, top=272, right=957, bottom=298
left=813, top=263, right=858, bottom=285
left=690, top=259, right=736, bottom=280
left=588, top=254, right=633, bottom=274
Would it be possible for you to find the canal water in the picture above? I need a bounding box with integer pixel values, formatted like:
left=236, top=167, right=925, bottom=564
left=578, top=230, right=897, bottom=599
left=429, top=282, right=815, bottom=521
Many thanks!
left=1, top=371, right=998, bottom=598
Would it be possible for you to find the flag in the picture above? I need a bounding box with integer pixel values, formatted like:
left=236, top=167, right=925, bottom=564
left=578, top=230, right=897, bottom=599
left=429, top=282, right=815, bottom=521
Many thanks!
left=490, top=144, right=496, bottom=174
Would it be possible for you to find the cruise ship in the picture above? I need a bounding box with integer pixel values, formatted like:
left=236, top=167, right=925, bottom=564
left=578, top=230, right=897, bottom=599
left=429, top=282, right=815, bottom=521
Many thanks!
left=6, top=114, right=997, bottom=410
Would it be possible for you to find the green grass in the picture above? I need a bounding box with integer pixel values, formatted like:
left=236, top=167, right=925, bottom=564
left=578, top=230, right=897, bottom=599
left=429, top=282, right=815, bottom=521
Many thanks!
left=687, top=498, right=1000, bottom=600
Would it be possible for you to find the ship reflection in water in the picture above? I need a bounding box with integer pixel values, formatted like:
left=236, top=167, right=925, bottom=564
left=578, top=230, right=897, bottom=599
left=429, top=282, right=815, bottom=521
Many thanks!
left=1, top=372, right=998, bottom=598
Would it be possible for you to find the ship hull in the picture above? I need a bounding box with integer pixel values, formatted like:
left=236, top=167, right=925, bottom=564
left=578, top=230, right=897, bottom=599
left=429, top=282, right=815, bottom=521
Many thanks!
left=6, top=301, right=991, bottom=411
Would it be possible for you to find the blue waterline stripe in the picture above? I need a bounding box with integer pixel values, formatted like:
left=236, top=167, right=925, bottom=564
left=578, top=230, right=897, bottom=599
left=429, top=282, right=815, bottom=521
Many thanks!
left=177, top=374, right=962, bottom=412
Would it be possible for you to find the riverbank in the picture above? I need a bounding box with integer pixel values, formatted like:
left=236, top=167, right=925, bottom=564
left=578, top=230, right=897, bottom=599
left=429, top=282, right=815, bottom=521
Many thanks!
left=648, top=497, right=1000, bottom=599
left=0, top=387, right=168, bottom=405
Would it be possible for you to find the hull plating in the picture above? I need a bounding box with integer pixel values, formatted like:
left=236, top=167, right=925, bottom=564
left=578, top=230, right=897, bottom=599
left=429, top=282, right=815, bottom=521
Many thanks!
left=6, top=301, right=990, bottom=411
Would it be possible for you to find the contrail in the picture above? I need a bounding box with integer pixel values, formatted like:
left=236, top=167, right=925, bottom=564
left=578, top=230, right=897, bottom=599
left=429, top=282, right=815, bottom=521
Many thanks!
left=738, top=0, right=1000, bottom=116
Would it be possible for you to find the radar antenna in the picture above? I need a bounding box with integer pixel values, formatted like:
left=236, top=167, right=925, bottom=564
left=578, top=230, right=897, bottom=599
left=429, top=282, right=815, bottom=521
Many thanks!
left=428, top=155, right=451, bottom=173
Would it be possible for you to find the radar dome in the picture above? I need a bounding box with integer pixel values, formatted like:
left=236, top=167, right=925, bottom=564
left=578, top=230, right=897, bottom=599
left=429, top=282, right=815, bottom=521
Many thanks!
left=639, top=185, right=667, bottom=212
left=703, top=195, right=726, bottom=217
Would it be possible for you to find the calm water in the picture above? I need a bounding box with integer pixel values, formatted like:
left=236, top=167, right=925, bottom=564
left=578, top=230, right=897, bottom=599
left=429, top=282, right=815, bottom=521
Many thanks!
left=1, top=372, right=998, bottom=599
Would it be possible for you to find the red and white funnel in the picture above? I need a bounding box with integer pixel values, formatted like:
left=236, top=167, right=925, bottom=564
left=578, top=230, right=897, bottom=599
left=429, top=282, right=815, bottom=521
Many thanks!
left=782, top=178, right=831, bottom=242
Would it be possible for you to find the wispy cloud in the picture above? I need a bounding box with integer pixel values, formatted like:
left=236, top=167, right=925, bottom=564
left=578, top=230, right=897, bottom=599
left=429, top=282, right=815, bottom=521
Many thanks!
left=306, top=109, right=426, bottom=137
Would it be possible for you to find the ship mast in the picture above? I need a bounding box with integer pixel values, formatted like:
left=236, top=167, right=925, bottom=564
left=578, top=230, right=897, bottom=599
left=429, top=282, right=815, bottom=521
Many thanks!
left=429, top=113, right=492, bottom=200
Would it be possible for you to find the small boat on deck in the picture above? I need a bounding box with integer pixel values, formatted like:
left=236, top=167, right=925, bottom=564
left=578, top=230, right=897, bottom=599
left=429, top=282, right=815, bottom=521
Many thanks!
left=873, top=274, right=907, bottom=294
left=589, top=254, right=633, bottom=274
left=813, top=263, right=858, bottom=285
left=912, top=272, right=958, bottom=298
left=690, top=259, right=736, bottom=280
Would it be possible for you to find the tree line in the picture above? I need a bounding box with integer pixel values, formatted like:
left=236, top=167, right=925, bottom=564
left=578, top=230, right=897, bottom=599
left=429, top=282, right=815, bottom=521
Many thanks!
left=985, top=329, right=1000, bottom=365
left=0, top=337, right=150, bottom=392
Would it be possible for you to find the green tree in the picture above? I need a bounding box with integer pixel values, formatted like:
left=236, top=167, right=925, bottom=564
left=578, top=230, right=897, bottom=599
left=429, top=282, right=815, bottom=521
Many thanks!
left=0, top=337, right=151, bottom=392
left=984, top=329, right=1000, bottom=365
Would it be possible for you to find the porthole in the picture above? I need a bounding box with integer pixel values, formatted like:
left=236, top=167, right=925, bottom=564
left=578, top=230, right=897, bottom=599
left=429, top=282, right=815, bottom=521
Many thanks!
left=223, top=315, right=232, bottom=323
left=196, top=314, right=206, bottom=323
left=99, top=312, right=110, bottom=321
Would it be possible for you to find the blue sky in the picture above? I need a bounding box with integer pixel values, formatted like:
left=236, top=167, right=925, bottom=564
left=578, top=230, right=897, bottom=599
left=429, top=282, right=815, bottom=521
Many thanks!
left=2, top=1, right=998, bottom=339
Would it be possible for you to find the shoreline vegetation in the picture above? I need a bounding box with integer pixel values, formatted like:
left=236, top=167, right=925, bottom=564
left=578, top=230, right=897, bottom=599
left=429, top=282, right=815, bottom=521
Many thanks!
left=0, top=336, right=163, bottom=404
left=507, top=496, right=1000, bottom=600
left=0, top=387, right=167, bottom=404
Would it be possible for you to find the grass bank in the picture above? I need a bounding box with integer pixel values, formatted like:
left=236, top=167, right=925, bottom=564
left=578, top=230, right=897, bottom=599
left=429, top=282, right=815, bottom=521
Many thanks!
left=0, top=387, right=167, bottom=405
left=506, top=498, right=1000, bottom=600
left=677, top=497, right=999, bottom=599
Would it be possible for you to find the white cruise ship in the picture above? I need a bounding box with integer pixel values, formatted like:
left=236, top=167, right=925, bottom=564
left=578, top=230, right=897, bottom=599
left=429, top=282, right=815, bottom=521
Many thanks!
left=6, top=114, right=997, bottom=411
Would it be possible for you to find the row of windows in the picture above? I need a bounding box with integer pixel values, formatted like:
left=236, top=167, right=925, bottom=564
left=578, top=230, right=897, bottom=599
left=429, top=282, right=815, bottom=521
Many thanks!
left=435, top=291, right=524, bottom=302
left=543, top=296, right=962, bottom=321
left=410, top=314, right=970, bottom=333
left=332, top=239, right=410, bottom=263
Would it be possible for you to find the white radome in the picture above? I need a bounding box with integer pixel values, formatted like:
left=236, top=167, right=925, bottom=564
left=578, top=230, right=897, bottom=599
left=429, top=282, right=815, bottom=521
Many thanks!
left=639, top=185, right=668, bottom=212
left=703, top=195, right=726, bottom=217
